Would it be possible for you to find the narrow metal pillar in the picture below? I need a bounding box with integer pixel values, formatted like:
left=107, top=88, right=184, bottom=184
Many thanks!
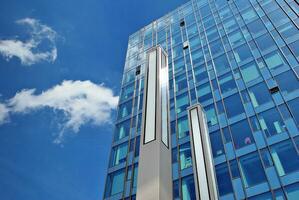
left=188, top=104, right=219, bottom=200
left=136, top=46, right=172, bottom=200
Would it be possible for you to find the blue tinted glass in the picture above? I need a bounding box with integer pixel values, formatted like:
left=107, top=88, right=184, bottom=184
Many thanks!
left=285, top=182, right=299, bottom=200
left=258, top=108, right=286, bottom=137
left=219, top=72, right=237, bottom=94
left=289, top=40, right=299, bottom=59
left=118, top=100, right=133, bottom=120
left=110, top=142, right=128, bottom=167
left=233, top=43, right=252, bottom=63
left=270, top=139, right=299, bottom=176
left=180, top=142, right=192, bottom=170
left=223, top=93, right=245, bottom=119
left=247, top=19, right=266, bottom=37
left=194, top=64, right=208, bottom=82
left=105, top=169, right=125, bottom=197
left=216, top=163, right=234, bottom=196
left=178, top=116, right=189, bottom=139
left=230, top=119, right=254, bottom=149
left=239, top=151, right=267, bottom=187
left=181, top=175, right=196, bottom=200
left=173, top=180, right=180, bottom=200
left=248, top=82, right=272, bottom=108
left=275, top=70, right=299, bottom=96
left=288, top=98, right=299, bottom=125
left=214, top=54, right=230, bottom=74
left=248, top=192, right=273, bottom=200
left=197, top=82, right=212, bottom=103
left=255, top=33, right=276, bottom=53
left=114, top=119, right=131, bottom=141
left=264, top=50, right=287, bottom=71
left=210, top=130, right=225, bottom=157
left=176, top=92, right=189, bottom=114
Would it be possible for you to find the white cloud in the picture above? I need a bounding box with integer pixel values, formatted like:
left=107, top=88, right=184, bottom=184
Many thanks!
left=0, top=18, right=57, bottom=65
left=0, top=103, right=9, bottom=125
left=1, top=80, right=119, bottom=143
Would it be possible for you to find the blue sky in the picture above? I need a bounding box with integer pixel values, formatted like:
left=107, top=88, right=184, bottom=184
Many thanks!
left=0, top=0, right=187, bottom=199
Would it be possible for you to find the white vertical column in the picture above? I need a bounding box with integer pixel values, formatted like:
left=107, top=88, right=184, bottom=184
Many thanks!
left=188, top=104, right=219, bottom=200
left=136, top=46, right=172, bottom=200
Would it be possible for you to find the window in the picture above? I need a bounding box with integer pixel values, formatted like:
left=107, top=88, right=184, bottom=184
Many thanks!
left=210, top=130, right=225, bottom=157
left=209, top=39, right=224, bottom=57
left=175, top=73, right=188, bottom=91
left=219, top=72, right=237, bottom=94
left=187, top=24, right=198, bottom=38
left=194, top=64, right=208, bottom=82
left=173, top=58, right=185, bottom=74
left=255, top=33, right=276, bottom=53
left=204, top=104, right=218, bottom=126
left=173, top=180, right=180, bottom=200
left=277, top=22, right=299, bottom=40
left=223, top=93, right=245, bottom=119
left=289, top=40, right=299, bottom=59
left=270, top=139, right=299, bottom=176
left=214, top=54, right=230, bottom=75
left=105, top=169, right=125, bottom=197
left=178, top=116, right=189, bottom=139
left=181, top=175, right=196, bottom=200
left=120, top=83, right=134, bottom=101
left=230, top=119, right=254, bottom=149
left=233, top=43, right=252, bottom=63
left=118, top=100, right=132, bottom=120
left=223, top=18, right=238, bottom=33
left=114, top=119, right=131, bottom=141
left=176, top=93, right=189, bottom=114
left=267, top=9, right=289, bottom=27
left=206, top=27, right=220, bottom=42
left=235, top=0, right=252, bottom=11
left=247, top=19, right=266, bottom=37
left=110, top=142, right=128, bottom=167
left=288, top=98, right=299, bottom=125
left=197, top=82, right=212, bottom=103
left=248, top=82, right=272, bottom=108
left=229, top=159, right=240, bottom=178
left=134, top=136, right=140, bottom=157
left=258, top=108, right=286, bottom=137
left=180, top=142, right=192, bottom=170
left=239, top=152, right=267, bottom=187
left=228, top=30, right=245, bottom=47
left=275, top=70, right=299, bottom=96
left=191, top=49, right=204, bottom=64
left=241, top=8, right=258, bottom=23
left=240, top=61, right=260, bottom=83
left=133, top=164, right=138, bottom=188
left=216, top=163, right=234, bottom=196
left=285, top=182, right=299, bottom=200
left=264, top=50, right=287, bottom=70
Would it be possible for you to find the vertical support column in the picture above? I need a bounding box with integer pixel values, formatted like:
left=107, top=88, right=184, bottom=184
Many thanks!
left=136, top=46, right=172, bottom=200
left=188, top=104, right=219, bottom=200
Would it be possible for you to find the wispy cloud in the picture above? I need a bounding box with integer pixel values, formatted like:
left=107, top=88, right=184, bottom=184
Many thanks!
left=0, top=103, right=9, bottom=125
left=0, top=80, right=119, bottom=143
left=0, top=18, right=57, bottom=65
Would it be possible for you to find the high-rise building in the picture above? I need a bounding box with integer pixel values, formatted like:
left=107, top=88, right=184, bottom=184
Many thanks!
left=104, top=0, right=299, bottom=199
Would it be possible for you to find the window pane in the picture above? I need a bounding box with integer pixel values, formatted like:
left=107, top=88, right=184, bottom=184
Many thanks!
left=258, top=108, right=286, bottom=137
left=105, top=169, right=125, bottom=197
left=248, top=82, right=272, bottom=108
left=219, top=72, right=237, bottom=94
left=180, top=142, right=192, bottom=170
left=285, top=182, right=299, bottom=200
left=239, top=152, right=267, bottom=187
left=110, top=142, right=128, bottom=167
left=233, top=43, right=252, bottom=63
left=240, top=61, right=260, bottom=83
left=181, top=175, right=196, bottom=200
left=223, top=93, right=245, bottom=119
left=247, top=19, right=266, bottom=37
left=241, top=8, right=258, bottom=23
left=214, top=54, right=230, bottom=75
left=228, top=30, right=245, bottom=47
left=216, top=163, right=234, bottom=196
left=118, top=100, right=133, bottom=120
left=210, top=130, right=225, bottom=157
left=270, top=139, right=299, bottom=176
left=194, top=64, right=208, bottom=82
left=210, top=39, right=224, bottom=57
left=275, top=70, right=299, bottom=96
left=120, top=82, right=134, bottom=101
left=289, top=40, right=299, bottom=59
left=178, top=116, right=189, bottom=139
left=288, top=98, right=299, bottom=125
left=248, top=192, right=273, bottom=200
left=230, top=119, right=254, bottom=149
left=204, top=104, right=218, bottom=126
left=176, top=93, right=189, bottom=114
left=197, top=82, right=212, bottom=103
left=114, top=119, right=131, bottom=141
left=173, top=180, right=180, bottom=200
left=264, top=50, right=287, bottom=70
left=255, top=33, right=276, bottom=53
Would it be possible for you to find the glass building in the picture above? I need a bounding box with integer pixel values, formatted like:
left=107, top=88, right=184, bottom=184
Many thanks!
left=104, top=0, right=299, bottom=199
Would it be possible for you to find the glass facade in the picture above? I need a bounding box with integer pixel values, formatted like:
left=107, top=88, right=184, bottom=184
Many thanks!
left=104, top=0, right=299, bottom=199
